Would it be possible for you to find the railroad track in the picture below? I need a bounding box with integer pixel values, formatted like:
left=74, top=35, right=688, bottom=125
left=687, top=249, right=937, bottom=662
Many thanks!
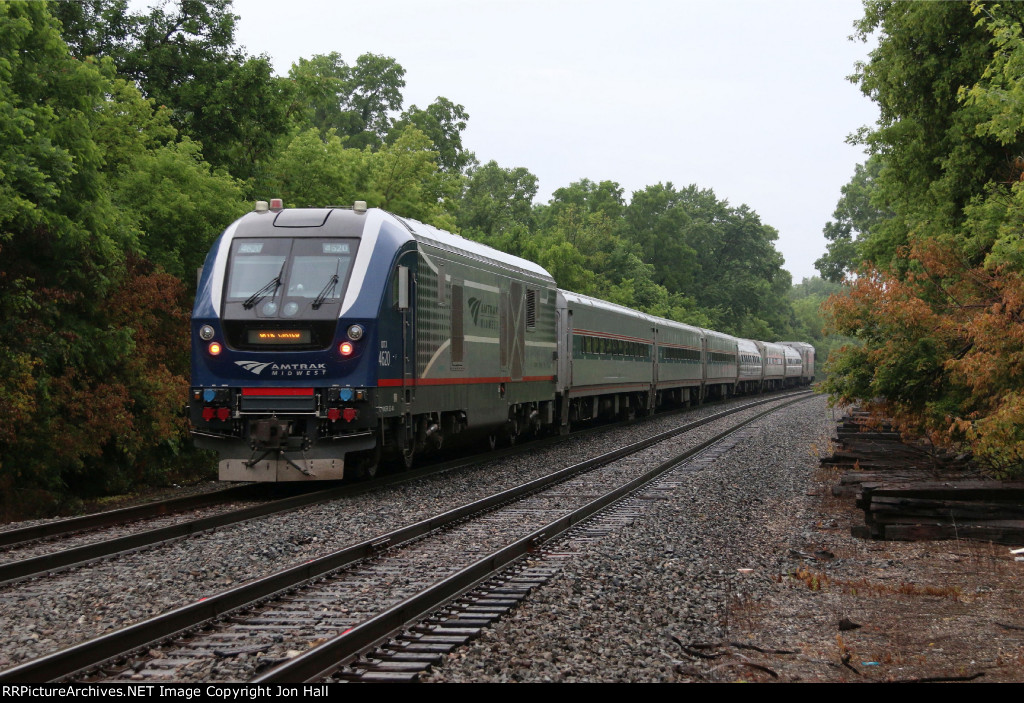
left=0, top=391, right=811, bottom=683
left=0, top=390, right=805, bottom=587
left=0, top=484, right=357, bottom=586
left=0, top=430, right=578, bottom=586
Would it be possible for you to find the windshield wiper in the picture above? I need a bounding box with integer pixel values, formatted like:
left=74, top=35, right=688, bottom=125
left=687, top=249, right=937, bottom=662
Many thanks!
left=243, top=261, right=285, bottom=309
left=312, top=260, right=341, bottom=310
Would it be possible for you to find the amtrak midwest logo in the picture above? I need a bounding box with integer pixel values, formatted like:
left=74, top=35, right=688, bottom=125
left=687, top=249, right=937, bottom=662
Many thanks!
left=235, top=360, right=328, bottom=377
left=467, top=296, right=498, bottom=329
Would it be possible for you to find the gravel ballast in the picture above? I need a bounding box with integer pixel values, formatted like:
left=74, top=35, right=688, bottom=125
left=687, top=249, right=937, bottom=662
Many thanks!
left=423, top=395, right=835, bottom=683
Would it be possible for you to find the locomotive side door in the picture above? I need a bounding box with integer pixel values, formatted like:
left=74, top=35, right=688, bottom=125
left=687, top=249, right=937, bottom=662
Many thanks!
left=399, top=260, right=416, bottom=405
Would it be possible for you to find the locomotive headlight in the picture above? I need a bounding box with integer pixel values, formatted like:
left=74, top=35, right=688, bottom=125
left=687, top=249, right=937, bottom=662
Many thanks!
left=339, top=341, right=354, bottom=356
left=208, top=342, right=222, bottom=356
left=347, top=324, right=364, bottom=341
left=199, top=325, right=215, bottom=341
left=283, top=302, right=299, bottom=317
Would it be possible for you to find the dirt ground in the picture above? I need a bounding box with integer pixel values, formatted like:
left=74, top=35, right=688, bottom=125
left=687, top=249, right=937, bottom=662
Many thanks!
left=721, top=462, right=1024, bottom=683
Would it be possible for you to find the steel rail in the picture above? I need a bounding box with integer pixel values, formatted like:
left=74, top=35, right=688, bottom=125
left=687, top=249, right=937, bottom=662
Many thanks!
left=0, top=391, right=810, bottom=682
left=0, top=484, right=365, bottom=585
left=0, top=485, right=258, bottom=548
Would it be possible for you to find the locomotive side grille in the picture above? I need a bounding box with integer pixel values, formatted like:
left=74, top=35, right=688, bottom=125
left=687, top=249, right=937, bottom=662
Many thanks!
left=526, top=288, right=537, bottom=329
left=416, top=252, right=449, bottom=376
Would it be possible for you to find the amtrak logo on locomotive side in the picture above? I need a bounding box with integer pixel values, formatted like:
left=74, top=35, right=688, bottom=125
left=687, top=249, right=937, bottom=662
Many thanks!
left=235, top=360, right=328, bottom=377
left=467, top=297, right=498, bottom=329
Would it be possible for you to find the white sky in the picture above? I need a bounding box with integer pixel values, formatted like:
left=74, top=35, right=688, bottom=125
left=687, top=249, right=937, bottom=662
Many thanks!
left=227, top=0, right=879, bottom=282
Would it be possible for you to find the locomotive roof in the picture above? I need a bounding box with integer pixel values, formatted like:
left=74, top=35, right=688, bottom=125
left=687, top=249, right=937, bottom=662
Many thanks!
left=395, top=215, right=555, bottom=284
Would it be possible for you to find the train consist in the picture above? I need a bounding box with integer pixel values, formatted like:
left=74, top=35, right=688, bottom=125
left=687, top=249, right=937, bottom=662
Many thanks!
left=189, top=202, right=815, bottom=482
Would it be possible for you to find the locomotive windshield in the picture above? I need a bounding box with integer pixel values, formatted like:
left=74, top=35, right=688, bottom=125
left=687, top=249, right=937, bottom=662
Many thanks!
left=225, top=237, right=358, bottom=316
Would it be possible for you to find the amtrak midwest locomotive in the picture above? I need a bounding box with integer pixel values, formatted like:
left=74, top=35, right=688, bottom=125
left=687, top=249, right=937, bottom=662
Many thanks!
left=189, top=201, right=814, bottom=482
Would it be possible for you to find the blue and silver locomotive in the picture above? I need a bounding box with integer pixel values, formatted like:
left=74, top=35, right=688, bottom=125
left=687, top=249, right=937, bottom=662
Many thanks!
left=190, top=201, right=558, bottom=481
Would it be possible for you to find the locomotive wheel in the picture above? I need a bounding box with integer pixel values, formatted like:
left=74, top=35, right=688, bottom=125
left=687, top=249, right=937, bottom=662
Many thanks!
left=362, top=459, right=378, bottom=480
left=348, top=445, right=381, bottom=481
left=506, top=416, right=520, bottom=446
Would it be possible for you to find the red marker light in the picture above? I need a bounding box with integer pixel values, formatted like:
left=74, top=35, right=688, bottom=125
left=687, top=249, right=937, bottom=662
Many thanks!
left=339, top=341, right=353, bottom=356
left=208, top=342, right=222, bottom=355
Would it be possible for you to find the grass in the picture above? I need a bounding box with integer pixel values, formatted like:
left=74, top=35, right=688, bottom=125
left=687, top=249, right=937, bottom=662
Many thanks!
left=786, top=567, right=963, bottom=600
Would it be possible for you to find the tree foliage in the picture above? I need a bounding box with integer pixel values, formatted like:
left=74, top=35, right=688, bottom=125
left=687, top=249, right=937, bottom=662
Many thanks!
left=816, top=157, right=888, bottom=282
left=287, top=51, right=407, bottom=149
left=822, top=0, right=1024, bottom=475
left=389, top=97, right=475, bottom=173
left=456, top=160, right=538, bottom=251
left=53, top=0, right=290, bottom=181
left=458, top=173, right=794, bottom=335
left=619, top=183, right=793, bottom=335
left=0, top=1, right=247, bottom=516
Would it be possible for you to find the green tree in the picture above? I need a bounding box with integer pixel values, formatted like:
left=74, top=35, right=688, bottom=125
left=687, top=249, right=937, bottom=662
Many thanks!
left=389, top=97, right=475, bottom=173
left=49, top=0, right=132, bottom=59
left=113, top=138, right=248, bottom=282
left=620, top=183, right=792, bottom=336
left=849, top=0, right=1024, bottom=269
left=288, top=52, right=407, bottom=149
left=53, top=0, right=291, bottom=181
left=287, top=52, right=351, bottom=135
left=367, top=126, right=460, bottom=229
left=537, top=178, right=625, bottom=230
left=815, top=157, right=888, bottom=282
left=457, top=161, right=538, bottom=253
left=1, top=1, right=136, bottom=506
left=0, top=1, right=248, bottom=514
left=342, top=53, right=406, bottom=147
left=620, top=183, right=699, bottom=294
left=264, top=128, right=367, bottom=207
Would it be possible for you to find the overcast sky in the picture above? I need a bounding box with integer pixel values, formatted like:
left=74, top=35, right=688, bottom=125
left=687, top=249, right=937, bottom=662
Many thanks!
left=225, top=0, right=879, bottom=282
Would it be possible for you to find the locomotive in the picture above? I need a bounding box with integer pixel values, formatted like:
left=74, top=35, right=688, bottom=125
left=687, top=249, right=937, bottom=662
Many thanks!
left=189, top=201, right=814, bottom=482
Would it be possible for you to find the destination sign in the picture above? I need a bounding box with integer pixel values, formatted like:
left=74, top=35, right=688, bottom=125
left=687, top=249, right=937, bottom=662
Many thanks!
left=247, top=329, right=311, bottom=344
